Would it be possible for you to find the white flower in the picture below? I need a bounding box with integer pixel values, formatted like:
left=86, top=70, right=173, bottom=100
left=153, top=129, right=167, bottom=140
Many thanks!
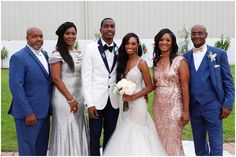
left=208, top=52, right=217, bottom=62
left=113, top=78, right=136, bottom=95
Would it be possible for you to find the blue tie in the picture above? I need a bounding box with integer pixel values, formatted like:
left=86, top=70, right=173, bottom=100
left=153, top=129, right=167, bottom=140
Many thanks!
left=104, top=45, right=113, bottom=52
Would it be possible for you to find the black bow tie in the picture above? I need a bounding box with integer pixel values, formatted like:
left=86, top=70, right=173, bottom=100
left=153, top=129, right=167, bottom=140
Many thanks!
left=103, top=44, right=113, bottom=52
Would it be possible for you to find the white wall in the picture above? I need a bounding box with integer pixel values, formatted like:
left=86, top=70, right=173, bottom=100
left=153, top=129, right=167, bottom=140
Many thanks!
left=1, top=38, right=235, bottom=68
left=2, top=1, right=235, bottom=40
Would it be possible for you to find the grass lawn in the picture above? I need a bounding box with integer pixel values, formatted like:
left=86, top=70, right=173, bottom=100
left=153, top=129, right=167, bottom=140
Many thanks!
left=1, top=66, right=235, bottom=151
left=1, top=69, right=18, bottom=151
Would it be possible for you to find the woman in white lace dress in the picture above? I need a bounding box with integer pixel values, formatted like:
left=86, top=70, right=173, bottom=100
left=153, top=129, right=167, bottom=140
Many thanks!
left=48, top=22, right=89, bottom=155
left=103, top=33, right=166, bottom=156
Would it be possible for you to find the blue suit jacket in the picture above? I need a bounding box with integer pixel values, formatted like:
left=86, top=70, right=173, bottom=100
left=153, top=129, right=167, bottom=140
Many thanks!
left=8, top=46, right=52, bottom=119
left=184, top=45, right=234, bottom=110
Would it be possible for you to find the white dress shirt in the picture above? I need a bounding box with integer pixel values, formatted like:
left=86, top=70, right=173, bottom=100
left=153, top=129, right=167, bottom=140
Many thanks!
left=192, top=44, right=207, bottom=71
left=101, top=39, right=114, bottom=70
left=27, top=45, right=49, bottom=74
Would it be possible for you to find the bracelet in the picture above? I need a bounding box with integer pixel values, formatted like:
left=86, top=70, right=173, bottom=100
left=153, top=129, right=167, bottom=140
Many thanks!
left=67, top=97, right=75, bottom=103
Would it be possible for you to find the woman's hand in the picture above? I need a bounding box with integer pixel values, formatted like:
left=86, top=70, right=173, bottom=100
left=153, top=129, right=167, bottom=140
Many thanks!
left=69, top=100, right=78, bottom=113
left=123, top=94, right=135, bottom=102
left=179, top=112, right=189, bottom=126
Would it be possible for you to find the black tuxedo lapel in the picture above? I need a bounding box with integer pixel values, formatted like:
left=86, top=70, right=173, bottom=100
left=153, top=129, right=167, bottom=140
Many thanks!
left=26, top=46, right=50, bottom=80
left=97, top=39, right=110, bottom=73
left=110, top=42, right=118, bottom=73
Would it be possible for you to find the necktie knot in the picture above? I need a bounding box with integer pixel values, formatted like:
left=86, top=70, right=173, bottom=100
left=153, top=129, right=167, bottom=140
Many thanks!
left=104, top=44, right=113, bottom=52
left=192, top=46, right=204, bottom=53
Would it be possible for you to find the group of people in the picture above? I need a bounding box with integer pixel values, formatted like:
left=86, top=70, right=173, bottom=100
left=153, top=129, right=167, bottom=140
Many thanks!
left=8, top=17, right=234, bottom=156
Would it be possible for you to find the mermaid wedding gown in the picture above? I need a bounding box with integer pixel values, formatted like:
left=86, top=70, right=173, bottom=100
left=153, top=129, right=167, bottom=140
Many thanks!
left=103, top=58, right=166, bottom=156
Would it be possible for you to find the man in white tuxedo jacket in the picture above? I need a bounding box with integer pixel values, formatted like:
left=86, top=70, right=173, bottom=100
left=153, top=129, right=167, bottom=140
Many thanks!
left=82, top=18, right=119, bottom=156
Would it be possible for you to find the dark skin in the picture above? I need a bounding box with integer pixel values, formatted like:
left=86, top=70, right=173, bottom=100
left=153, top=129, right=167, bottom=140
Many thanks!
left=123, top=59, right=153, bottom=102
left=50, top=62, right=78, bottom=113
left=122, top=37, right=153, bottom=103
left=191, top=24, right=231, bottom=119
left=50, top=27, right=78, bottom=114
left=153, top=56, right=190, bottom=127
left=178, top=60, right=190, bottom=126
left=88, top=19, right=116, bottom=119
left=153, top=32, right=190, bottom=126
left=25, top=27, right=44, bottom=125
left=100, top=19, right=116, bottom=45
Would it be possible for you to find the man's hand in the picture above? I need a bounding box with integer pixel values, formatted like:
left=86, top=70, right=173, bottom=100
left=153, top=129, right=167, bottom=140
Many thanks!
left=88, top=106, right=99, bottom=119
left=221, top=107, right=231, bottom=119
left=25, top=113, right=37, bottom=125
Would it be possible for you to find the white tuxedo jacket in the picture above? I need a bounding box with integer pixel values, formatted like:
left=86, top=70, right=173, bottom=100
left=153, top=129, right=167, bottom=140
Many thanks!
left=82, top=41, right=119, bottom=110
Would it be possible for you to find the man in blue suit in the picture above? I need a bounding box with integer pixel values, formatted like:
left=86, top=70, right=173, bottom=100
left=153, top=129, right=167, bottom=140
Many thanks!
left=9, top=27, right=52, bottom=155
left=184, top=24, right=234, bottom=156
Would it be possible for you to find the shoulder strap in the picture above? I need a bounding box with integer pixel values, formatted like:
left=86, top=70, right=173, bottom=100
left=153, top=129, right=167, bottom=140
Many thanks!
left=136, top=57, right=142, bottom=66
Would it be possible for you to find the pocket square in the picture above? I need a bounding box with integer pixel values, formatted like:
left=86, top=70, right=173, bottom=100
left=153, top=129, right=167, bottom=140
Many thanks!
left=214, top=65, right=220, bottom=68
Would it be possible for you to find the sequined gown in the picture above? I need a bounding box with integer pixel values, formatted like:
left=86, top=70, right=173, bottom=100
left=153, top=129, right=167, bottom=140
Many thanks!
left=152, top=56, right=185, bottom=156
left=48, top=50, right=89, bottom=156
left=103, top=58, right=166, bottom=156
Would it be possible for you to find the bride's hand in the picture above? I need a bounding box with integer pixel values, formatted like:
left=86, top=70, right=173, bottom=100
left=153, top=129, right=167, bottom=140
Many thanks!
left=123, top=94, right=134, bottom=102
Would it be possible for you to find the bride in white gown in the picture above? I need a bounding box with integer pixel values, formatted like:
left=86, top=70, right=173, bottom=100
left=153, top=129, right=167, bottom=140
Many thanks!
left=103, top=33, right=166, bottom=156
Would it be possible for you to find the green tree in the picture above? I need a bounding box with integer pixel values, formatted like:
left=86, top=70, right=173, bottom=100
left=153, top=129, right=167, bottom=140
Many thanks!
left=214, top=35, right=231, bottom=52
left=141, top=43, right=148, bottom=54
left=94, top=31, right=101, bottom=41
left=73, top=41, right=79, bottom=50
left=177, top=25, right=190, bottom=55
left=1, top=46, right=9, bottom=68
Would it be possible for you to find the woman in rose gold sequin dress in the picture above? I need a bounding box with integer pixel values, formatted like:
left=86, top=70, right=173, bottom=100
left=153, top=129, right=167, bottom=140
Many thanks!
left=152, top=28, right=190, bottom=156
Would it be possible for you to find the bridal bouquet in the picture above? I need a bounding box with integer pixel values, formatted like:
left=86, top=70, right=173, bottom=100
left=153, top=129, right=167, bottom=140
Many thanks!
left=113, top=79, right=137, bottom=111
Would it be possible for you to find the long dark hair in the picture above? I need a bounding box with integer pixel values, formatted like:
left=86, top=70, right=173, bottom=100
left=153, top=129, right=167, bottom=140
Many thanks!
left=153, top=28, right=178, bottom=67
left=55, top=22, right=77, bottom=72
left=116, top=32, right=142, bottom=82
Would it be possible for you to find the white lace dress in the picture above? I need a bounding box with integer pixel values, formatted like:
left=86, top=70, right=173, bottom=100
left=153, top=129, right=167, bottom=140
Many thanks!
left=103, top=58, right=166, bottom=156
left=48, top=50, right=89, bottom=156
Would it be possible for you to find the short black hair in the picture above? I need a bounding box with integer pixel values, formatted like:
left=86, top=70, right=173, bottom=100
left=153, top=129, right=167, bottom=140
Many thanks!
left=100, top=17, right=114, bottom=28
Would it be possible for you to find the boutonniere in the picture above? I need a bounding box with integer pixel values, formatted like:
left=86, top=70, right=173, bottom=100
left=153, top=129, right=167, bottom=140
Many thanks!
left=102, top=53, right=106, bottom=59
left=208, top=52, right=217, bottom=62
left=114, top=46, right=118, bottom=55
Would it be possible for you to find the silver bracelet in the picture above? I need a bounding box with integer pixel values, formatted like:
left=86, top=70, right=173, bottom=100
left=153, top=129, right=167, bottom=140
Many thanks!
left=67, top=97, right=75, bottom=103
